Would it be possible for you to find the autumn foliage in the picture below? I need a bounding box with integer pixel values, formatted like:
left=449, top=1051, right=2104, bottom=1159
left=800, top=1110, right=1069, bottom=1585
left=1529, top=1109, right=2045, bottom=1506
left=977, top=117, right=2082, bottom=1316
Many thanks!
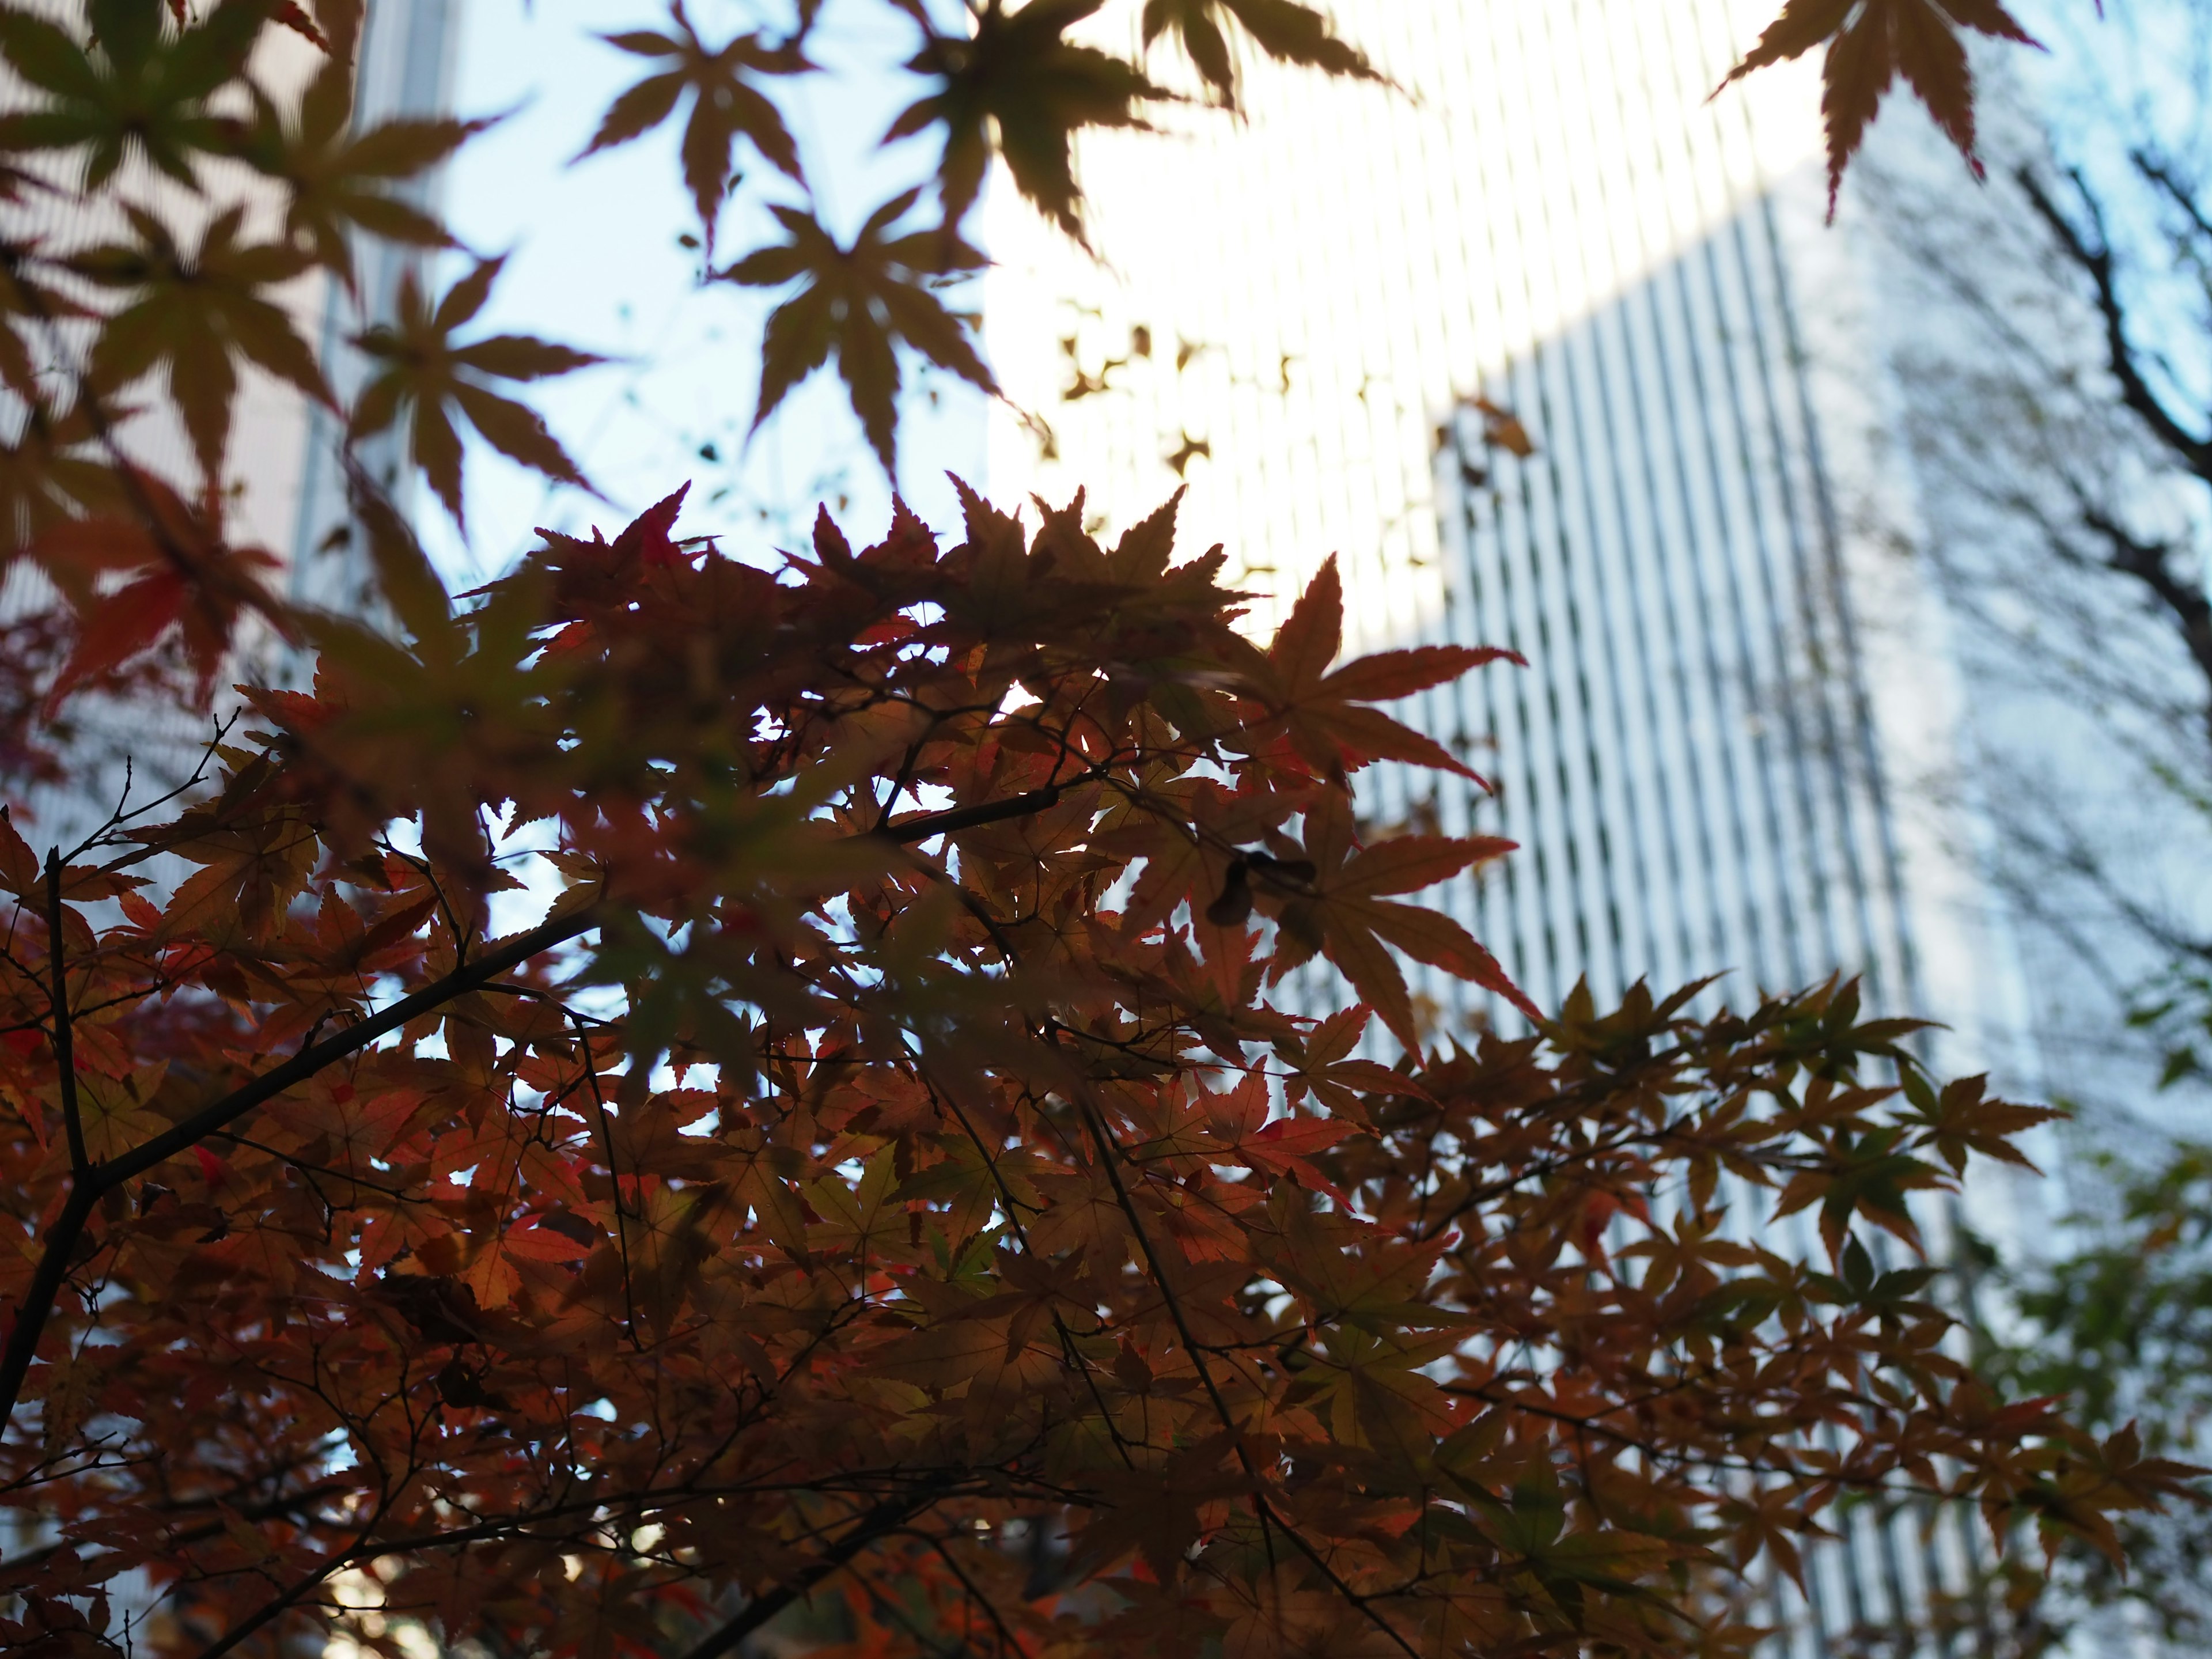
left=0, top=477, right=2189, bottom=1657
left=0, top=0, right=2184, bottom=1656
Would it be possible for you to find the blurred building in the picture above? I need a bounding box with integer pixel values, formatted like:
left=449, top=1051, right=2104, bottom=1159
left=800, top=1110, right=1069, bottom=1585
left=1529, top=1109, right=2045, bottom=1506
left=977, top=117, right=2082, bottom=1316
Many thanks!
left=287, top=0, right=461, bottom=617
left=980, top=1, right=2055, bottom=1651
left=0, top=0, right=460, bottom=846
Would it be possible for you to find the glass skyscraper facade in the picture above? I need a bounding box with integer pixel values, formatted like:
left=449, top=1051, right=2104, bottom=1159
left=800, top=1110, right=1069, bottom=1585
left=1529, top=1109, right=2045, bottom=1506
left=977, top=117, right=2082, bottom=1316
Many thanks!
left=981, top=0, right=2040, bottom=1057
left=289, top=0, right=462, bottom=618
left=982, top=2, right=2058, bottom=1650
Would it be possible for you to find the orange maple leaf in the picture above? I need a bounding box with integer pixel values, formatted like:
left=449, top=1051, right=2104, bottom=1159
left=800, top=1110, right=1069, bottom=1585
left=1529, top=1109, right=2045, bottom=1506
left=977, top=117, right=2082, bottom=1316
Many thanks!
left=1232, top=555, right=1522, bottom=784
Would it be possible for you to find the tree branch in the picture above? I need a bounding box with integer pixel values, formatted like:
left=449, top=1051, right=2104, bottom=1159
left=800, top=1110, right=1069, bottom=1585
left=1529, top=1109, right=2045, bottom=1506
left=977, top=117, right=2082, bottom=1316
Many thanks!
left=2018, top=165, right=2212, bottom=479
left=2133, top=149, right=2212, bottom=247
left=2073, top=499, right=2212, bottom=743
left=878, top=783, right=1064, bottom=845
left=111, top=904, right=599, bottom=1188
left=0, top=768, right=1100, bottom=1450
left=0, top=902, right=601, bottom=1442
left=42, top=850, right=87, bottom=1179
left=677, top=1489, right=942, bottom=1659
left=1072, top=1096, right=1422, bottom=1659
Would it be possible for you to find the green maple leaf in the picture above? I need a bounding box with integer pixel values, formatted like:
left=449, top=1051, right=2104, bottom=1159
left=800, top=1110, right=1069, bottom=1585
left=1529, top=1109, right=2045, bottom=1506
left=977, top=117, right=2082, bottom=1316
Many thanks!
left=350, top=257, right=604, bottom=529
left=1139, top=0, right=1380, bottom=109
left=719, top=188, right=996, bottom=478
left=67, top=203, right=328, bottom=480
left=1902, top=1070, right=2063, bottom=1178
left=223, top=55, right=486, bottom=289
left=887, top=0, right=1166, bottom=241
left=0, top=0, right=267, bottom=189
left=579, top=0, right=808, bottom=251
left=1771, top=1125, right=1946, bottom=1262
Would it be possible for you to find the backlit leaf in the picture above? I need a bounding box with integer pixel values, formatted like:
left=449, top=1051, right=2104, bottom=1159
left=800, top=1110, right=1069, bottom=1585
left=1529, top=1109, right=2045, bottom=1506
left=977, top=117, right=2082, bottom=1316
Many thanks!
left=69, top=204, right=328, bottom=479
left=720, top=190, right=994, bottom=476
left=1140, top=0, right=1380, bottom=108
left=580, top=1, right=809, bottom=249
left=0, top=0, right=267, bottom=188
left=1719, top=0, right=2039, bottom=213
left=350, top=256, right=604, bottom=527
left=889, top=0, right=1167, bottom=241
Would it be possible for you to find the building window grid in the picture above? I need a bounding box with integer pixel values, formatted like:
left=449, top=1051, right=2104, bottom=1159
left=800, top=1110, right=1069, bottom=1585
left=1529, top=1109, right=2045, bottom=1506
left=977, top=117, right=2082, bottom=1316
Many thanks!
left=1709, top=214, right=1853, bottom=987
left=1621, top=0, right=1812, bottom=1001
left=1499, top=39, right=1642, bottom=1011
left=1548, top=320, right=1681, bottom=999
left=1515, top=344, right=1588, bottom=1009
left=1480, top=395, right=1556, bottom=1005
left=1550, top=278, right=1702, bottom=994
left=1418, top=200, right=1970, bottom=1659
left=1740, top=186, right=1923, bottom=1026
left=996, top=4, right=1974, bottom=1644
left=1521, top=350, right=1614, bottom=1000
left=1666, top=233, right=1811, bottom=993
left=1591, top=277, right=1736, bottom=984
left=1539, top=48, right=1725, bottom=999
left=1624, top=256, right=1775, bottom=988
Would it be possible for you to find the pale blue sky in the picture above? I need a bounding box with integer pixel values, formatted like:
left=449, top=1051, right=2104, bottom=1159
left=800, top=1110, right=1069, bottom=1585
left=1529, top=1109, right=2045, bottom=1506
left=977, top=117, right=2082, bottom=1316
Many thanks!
left=2014, top=0, right=2212, bottom=419
left=415, top=0, right=988, bottom=584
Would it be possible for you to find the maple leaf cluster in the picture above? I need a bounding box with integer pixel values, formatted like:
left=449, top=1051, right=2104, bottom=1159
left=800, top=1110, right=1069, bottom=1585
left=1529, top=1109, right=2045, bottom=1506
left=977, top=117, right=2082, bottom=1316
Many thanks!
left=0, top=483, right=2191, bottom=1658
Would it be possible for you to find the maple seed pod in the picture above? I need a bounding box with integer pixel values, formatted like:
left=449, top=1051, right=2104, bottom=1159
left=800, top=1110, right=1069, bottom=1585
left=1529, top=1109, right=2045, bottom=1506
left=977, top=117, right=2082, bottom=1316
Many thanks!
left=1246, top=850, right=1318, bottom=892
left=1205, top=858, right=1252, bottom=926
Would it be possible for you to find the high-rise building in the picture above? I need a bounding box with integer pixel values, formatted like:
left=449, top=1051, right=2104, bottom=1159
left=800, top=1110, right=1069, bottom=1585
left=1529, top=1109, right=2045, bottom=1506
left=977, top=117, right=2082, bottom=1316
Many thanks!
left=982, top=0, right=2032, bottom=1068
left=288, top=0, right=461, bottom=618
left=980, top=3, right=2062, bottom=1650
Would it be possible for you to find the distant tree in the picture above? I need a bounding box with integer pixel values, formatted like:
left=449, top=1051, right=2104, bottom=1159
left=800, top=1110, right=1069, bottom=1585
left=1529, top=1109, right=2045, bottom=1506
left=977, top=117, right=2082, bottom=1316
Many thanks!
left=1957, top=1143, right=2212, bottom=1653
left=0, top=1, right=2144, bottom=1656
left=1846, top=2, right=2212, bottom=1107
left=1831, top=5, right=2212, bottom=1647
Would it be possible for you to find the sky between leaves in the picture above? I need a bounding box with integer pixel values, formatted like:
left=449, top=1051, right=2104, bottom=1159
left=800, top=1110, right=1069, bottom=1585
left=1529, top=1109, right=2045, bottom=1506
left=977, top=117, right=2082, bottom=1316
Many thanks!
left=414, top=0, right=2069, bottom=594
left=411, top=0, right=991, bottom=589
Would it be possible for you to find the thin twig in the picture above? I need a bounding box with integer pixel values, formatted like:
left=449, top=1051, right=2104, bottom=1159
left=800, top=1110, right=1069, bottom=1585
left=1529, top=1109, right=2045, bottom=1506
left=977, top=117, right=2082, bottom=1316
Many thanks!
left=0, top=901, right=602, bottom=1440
left=1073, top=1094, right=1422, bottom=1659
left=676, top=1488, right=944, bottom=1659
left=42, top=850, right=87, bottom=1178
